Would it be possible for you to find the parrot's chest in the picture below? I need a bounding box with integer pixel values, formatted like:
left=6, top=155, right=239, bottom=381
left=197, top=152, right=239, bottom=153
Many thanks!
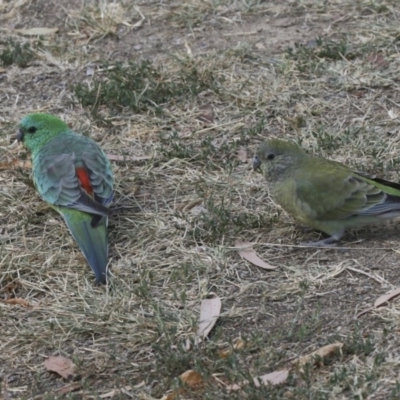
left=272, top=179, right=310, bottom=222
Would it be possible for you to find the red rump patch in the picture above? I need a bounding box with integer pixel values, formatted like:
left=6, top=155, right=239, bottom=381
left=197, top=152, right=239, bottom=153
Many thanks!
left=75, top=167, right=93, bottom=195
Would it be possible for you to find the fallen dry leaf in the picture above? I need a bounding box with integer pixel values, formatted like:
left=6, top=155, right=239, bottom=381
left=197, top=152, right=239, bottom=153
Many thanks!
left=236, top=148, right=248, bottom=163
left=44, top=356, right=76, bottom=379
left=356, top=306, right=374, bottom=318
left=255, top=370, right=289, bottom=386
left=161, top=370, right=204, bottom=400
left=367, top=52, right=388, bottom=69
left=197, top=103, right=214, bottom=124
left=196, top=297, right=222, bottom=339
left=184, top=39, right=193, bottom=57
left=180, top=370, right=204, bottom=389
left=227, top=370, right=289, bottom=391
left=55, top=382, right=82, bottom=395
left=218, top=338, right=246, bottom=359
left=375, top=287, right=400, bottom=308
left=180, top=198, right=203, bottom=212
left=296, top=342, right=343, bottom=372
left=388, top=108, right=398, bottom=120
left=357, top=287, right=400, bottom=318
left=3, top=298, right=32, bottom=307
left=15, top=27, right=58, bottom=36
left=235, top=240, right=277, bottom=270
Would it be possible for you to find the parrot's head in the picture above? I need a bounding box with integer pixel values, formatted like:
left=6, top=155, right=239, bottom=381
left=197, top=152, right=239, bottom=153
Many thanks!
left=253, top=139, right=306, bottom=182
left=17, top=113, right=70, bottom=153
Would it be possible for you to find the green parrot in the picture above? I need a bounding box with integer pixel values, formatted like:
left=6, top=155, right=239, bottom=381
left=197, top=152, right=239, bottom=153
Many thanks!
left=253, top=139, right=400, bottom=246
left=17, top=113, right=114, bottom=283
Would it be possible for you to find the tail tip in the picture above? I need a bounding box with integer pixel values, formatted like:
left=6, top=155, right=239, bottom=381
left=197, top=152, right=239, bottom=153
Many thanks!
left=94, top=269, right=110, bottom=285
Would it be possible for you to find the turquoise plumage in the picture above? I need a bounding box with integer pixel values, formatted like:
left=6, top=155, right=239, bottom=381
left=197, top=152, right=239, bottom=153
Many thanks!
left=17, top=113, right=114, bottom=283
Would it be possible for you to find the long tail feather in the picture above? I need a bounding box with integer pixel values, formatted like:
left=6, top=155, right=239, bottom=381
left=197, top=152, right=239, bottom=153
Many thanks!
left=61, top=209, right=109, bottom=284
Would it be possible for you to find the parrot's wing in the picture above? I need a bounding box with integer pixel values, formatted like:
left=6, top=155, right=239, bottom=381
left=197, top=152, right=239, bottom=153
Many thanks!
left=83, top=145, right=114, bottom=206
left=295, top=171, right=388, bottom=220
left=34, top=152, right=111, bottom=216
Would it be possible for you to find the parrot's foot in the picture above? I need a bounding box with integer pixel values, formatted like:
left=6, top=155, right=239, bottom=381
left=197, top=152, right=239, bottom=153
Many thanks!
left=299, top=236, right=338, bottom=248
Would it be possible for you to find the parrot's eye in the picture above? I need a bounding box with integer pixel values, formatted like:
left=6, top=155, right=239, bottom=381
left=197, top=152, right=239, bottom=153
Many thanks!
left=266, top=153, right=275, bottom=160
left=27, top=126, right=37, bottom=134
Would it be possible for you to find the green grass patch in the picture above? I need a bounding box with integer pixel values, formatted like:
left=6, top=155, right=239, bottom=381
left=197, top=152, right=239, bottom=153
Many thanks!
left=0, top=38, right=36, bottom=67
left=73, top=58, right=219, bottom=115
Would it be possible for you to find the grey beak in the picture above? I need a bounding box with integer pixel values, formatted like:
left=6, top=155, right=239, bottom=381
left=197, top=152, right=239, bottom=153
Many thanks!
left=253, top=156, right=261, bottom=170
left=16, top=128, right=24, bottom=142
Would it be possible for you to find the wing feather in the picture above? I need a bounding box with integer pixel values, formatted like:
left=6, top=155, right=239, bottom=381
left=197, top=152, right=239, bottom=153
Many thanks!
left=33, top=133, right=113, bottom=215
left=294, top=171, right=393, bottom=220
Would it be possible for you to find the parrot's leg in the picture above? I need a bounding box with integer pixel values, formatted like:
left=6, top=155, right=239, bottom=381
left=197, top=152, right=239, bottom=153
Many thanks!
left=299, top=236, right=338, bottom=248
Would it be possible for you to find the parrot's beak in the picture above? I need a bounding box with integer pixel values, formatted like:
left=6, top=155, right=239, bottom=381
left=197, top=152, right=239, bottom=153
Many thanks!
left=16, top=128, right=24, bottom=142
left=253, top=156, right=261, bottom=170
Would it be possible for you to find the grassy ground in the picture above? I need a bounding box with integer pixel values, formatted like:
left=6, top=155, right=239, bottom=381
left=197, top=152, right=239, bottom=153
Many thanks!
left=2, top=0, right=400, bottom=398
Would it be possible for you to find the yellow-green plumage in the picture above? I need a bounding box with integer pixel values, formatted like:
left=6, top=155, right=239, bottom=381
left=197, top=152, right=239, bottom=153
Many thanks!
left=254, top=139, right=400, bottom=246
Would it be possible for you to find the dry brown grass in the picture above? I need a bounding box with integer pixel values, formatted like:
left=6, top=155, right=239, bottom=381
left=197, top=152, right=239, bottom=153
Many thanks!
left=3, top=0, right=400, bottom=398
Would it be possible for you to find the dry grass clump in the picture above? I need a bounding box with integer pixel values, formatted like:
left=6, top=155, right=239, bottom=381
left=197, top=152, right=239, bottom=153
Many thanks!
left=2, top=0, right=400, bottom=399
